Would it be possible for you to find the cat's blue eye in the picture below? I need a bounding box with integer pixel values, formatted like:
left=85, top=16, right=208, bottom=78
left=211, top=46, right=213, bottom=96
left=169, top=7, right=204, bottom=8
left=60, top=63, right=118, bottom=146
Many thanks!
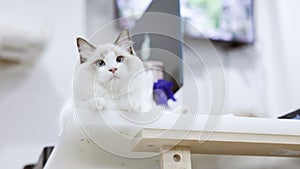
left=116, top=56, right=124, bottom=63
left=95, top=59, right=105, bottom=67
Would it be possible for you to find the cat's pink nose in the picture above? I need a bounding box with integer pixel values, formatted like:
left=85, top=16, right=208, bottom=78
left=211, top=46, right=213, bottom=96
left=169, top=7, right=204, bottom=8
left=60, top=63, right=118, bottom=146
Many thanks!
left=109, top=68, right=118, bottom=73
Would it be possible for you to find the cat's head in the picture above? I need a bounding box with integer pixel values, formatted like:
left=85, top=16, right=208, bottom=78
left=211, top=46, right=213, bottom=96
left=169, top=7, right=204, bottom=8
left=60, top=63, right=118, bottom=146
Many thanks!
left=76, top=29, right=143, bottom=86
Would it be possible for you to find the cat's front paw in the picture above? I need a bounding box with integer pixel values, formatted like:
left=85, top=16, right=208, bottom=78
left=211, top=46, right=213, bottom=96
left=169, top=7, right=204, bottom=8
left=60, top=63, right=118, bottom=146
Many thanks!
left=93, top=104, right=105, bottom=112
left=85, top=100, right=104, bottom=112
left=116, top=106, right=129, bottom=112
left=131, top=101, right=152, bottom=113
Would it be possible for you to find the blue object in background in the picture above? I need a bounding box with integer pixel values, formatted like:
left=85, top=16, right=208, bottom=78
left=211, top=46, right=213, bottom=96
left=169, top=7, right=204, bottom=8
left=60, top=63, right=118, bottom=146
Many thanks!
left=294, top=115, right=300, bottom=120
left=153, top=79, right=176, bottom=105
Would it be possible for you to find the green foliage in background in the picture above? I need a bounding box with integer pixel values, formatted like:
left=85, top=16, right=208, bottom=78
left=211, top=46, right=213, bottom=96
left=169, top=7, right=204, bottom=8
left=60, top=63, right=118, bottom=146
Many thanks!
left=187, top=0, right=221, bottom=28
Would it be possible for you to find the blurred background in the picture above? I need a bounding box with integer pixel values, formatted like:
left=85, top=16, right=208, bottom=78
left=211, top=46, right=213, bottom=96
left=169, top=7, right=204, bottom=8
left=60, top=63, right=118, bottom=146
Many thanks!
left=0, top=0, right=300, bottom=168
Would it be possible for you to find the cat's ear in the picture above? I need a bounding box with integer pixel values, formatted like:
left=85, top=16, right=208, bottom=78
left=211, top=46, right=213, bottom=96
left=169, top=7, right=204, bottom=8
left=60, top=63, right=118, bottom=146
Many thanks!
left=114, top=29, right=135, bottom=55
left=76, top=37, right=96, bottom=64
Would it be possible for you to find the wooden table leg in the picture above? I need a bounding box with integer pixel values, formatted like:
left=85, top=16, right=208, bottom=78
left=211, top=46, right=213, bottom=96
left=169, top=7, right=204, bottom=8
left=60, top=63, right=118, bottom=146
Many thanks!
left=160, top=146, right=192, bottom=169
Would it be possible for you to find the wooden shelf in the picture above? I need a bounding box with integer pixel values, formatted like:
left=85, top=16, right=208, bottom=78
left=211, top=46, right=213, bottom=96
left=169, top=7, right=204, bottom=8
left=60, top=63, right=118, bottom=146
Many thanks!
left=45, top=112, right=300, bottom=169
left=131, top=115, right=300, bottom=158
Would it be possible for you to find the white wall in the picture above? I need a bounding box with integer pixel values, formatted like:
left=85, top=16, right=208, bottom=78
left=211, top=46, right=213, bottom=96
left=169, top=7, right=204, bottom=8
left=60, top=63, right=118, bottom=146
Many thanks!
left=184, top=0, right=300, bottom=117
left=1, top=0, right=300, bottom=169
left=276, top=0, right=300, bottom=112
left=0, top=0, right=85, bottom=168
left=251, top=0, right=300, bottom=116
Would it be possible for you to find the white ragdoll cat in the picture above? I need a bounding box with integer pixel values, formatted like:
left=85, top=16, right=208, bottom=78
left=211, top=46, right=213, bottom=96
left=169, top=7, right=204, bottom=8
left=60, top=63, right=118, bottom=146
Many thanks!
left=59, top=30, right=185, bottom=134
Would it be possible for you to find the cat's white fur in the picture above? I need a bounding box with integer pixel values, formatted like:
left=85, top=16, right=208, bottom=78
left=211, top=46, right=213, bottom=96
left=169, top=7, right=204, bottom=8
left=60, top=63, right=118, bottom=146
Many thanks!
left=59, top=30, right=174, bottom=134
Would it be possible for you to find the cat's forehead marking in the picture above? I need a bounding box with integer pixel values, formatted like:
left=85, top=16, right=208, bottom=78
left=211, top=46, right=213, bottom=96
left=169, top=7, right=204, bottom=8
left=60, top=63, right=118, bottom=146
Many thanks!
left=104, top=51, right=115, bottom=59
left=103, top=45, right=116, bottom=59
